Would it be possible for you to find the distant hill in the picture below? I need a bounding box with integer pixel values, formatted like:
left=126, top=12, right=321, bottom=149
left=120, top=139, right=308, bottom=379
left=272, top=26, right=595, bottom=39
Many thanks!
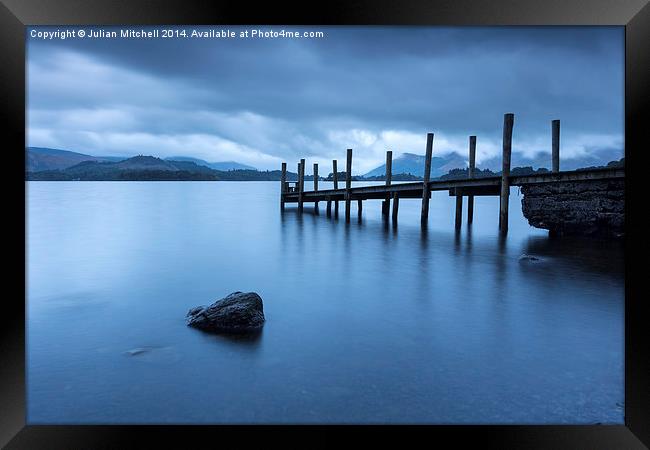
left=210, top=161, right=257, bottom=171
left=164, top=156, right=256, bottom=171
left=26, top=155, right=297, bottom=181
left=26, top=147, right=256, bottom=174
left=364, top=148, right=623, bottom=178
left=364, top=152, right=467, bottom=178
left=480, top=147, right=623, bottom=172
left=26, top=147, right=120, bottom=172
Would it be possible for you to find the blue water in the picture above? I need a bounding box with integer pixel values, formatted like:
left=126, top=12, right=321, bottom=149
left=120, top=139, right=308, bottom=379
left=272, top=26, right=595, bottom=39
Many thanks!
left=26, top=181, right=624, bottom=424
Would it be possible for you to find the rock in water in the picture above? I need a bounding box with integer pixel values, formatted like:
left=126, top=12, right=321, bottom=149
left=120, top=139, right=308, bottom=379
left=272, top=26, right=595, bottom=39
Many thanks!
left=519, top=254, right=540, bottom=262
left=186, top=291, right=265, bottom=334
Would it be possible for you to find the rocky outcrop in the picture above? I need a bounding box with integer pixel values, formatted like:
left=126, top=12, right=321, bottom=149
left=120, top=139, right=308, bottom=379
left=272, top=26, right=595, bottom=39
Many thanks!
left=187, top=291, right=265, bottom=334
left=521, top=180, right=624, bottom=237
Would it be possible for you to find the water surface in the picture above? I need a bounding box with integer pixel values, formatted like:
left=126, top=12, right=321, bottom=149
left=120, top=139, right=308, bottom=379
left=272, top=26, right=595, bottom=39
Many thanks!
left=26, top=181, right=624, bottom=424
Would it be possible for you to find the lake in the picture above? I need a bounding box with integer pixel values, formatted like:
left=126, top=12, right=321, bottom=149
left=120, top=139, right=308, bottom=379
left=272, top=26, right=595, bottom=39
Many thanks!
left=26, top=181, right=624, bottom=424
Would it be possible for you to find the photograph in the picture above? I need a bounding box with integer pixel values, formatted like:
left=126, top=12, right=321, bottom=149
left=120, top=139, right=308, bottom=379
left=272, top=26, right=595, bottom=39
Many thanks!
left=25, top=25, right=625, bottom=424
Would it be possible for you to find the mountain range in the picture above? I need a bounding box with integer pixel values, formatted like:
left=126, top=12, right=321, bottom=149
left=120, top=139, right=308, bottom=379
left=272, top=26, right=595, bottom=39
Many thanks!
left=163, top=156, right=255, bottom=171
left=26, top=155, right=296, bottom=181
left=26, top=147, right=258, bottom=173
left=363, top=147, right=623, bottom=178
left=364, top=153, right=468, bottom=178
left=26, top=146, right=623, bottom=181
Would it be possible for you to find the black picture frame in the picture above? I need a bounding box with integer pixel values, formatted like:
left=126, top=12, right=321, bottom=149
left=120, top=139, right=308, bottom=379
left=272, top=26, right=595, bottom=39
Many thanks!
left=2, top=0, right=648, bottom=447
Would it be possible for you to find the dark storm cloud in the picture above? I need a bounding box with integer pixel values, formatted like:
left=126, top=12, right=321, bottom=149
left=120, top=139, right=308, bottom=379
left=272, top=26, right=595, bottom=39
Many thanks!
left=27, top=26, right=623, bottom=172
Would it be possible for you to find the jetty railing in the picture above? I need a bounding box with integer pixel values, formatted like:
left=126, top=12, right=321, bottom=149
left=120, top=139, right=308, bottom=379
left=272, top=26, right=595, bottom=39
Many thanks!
left=280, top=113, right=625, bottom=233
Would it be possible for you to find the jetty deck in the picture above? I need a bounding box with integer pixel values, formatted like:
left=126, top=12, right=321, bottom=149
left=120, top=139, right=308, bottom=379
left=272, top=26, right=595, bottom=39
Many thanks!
left=280, top=114, right=625, bottom=232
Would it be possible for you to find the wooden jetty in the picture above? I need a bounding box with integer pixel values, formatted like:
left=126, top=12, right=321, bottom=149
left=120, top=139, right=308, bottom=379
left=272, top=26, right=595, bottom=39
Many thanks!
left=280, top=113, right=625, bottom=233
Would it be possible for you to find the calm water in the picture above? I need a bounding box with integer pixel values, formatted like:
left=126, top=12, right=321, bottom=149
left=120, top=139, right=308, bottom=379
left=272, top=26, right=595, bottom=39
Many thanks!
left=26, top=181, right=624, bottom=424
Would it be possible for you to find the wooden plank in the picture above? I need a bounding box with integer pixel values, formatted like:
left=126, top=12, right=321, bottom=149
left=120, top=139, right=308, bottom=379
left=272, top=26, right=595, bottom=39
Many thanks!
left=552, top=119, right=560, bottom=173
left=345, top=149, right=352, bottom=222
left=449, top=185, right=501, bottom=196
left=280, top=162, right=287, bottom=211
left=420, top=133, right=434, bottom=226
left=510, top=167, right=624, bottom=185
left=467, top=136, right=476, bottom=224
left=288, top=167, right=623, bottom=203
left=499, top=114, right=514, bottom=233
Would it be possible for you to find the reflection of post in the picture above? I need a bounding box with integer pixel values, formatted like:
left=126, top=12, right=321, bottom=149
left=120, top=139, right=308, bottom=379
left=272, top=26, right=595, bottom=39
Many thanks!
left=313, top=163, right=319, bottom=210
left=499, top=114, right=514, bottom=233
left=392, top=192, right=399, bottom=221
left=383, top=151, right=392, bottom=216
left=552, top=119, right=560, bottom=173
left=467, top=136, right=476, bottom=223
left=280, top=162, right=287, bottom=211
left=345, top=149, right=352, bottom=223
left=298, top=159, right=305, bottom=214
left=420, top=133, right=434, bottom=226
left=333, top=160, right=339, bottom=216
left=358, top=199, right=362, bottom=217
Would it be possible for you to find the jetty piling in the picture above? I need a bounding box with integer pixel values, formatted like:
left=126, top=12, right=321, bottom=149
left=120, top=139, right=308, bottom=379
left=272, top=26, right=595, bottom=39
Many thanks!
left=280, top=162, right=287, bottom=211
left=455, top=195, right=463, bottom=229
left=552, top=119, right=560, bottom=173
left=298, top=159, right=305, bottom=214
left=499, top=114, right=514, bottom=233
left=467, top=136, right=477, bottom=224
left=420, top=133, right=434, bottom=226
left=333, top=160, right=339, bottom=216
left=279, top=113, right=624, bottom=233
left=382, top=151, right=393, bottom=216
left=392, top=192, right=399, bottom=222
left=345, top=149, right=352, bottom=222
left=313, top=163, right=319, bottom=211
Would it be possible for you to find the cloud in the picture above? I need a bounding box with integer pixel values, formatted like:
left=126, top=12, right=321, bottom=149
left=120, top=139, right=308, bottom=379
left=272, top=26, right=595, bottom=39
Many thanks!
left=27, top=26, right=624, bottom=171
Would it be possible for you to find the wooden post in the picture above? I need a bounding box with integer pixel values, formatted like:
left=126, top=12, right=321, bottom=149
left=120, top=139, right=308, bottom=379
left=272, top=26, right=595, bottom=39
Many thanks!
left=499, top=114, right=514, bottom=233
left=345, top=149, right=352, bottom=222
left=392, top=192, right=399, bottom=221
left=383, top=151, right=392, bottom=216
left=296, top=161, right=301, bottom=211
left=333, top=160, right=339, bottom=216
left=280, top=162, right=287, bottom=211
left=358, top=199, right=362, bottom=215
left=420, top=133, right=434, bottom=226
left=455, top=195, right=463, bottom=229
left=552, top=119, right=560, bottom=173
left=298, top=158, right=305, bottom=214
left=467, top=136, right=476, bottom=224
left=313, top=163, right=319, bottom=210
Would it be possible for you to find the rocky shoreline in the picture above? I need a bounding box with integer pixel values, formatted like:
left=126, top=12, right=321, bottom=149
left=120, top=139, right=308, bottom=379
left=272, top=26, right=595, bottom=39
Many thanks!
left=521, top=179, right=624, bottom=238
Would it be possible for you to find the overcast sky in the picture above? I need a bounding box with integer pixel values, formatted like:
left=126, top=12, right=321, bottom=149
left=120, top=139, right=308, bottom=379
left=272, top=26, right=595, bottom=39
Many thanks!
left=27, top=26, right=624, bottom=174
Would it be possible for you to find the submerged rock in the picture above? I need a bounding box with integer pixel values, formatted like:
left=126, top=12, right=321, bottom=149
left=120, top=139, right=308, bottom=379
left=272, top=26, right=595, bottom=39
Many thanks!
left=186, top=291, right=265, bottom=334
left=125, top=347, right=151, bottom=356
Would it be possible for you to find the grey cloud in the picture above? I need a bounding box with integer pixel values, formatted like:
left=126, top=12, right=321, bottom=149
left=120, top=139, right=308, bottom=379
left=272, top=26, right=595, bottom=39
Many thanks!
left=27, top=26, right=624, bottom=171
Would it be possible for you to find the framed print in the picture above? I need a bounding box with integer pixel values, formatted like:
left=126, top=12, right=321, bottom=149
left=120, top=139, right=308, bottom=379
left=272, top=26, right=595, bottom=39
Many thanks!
left=2, top=0, right=648, bottom=447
